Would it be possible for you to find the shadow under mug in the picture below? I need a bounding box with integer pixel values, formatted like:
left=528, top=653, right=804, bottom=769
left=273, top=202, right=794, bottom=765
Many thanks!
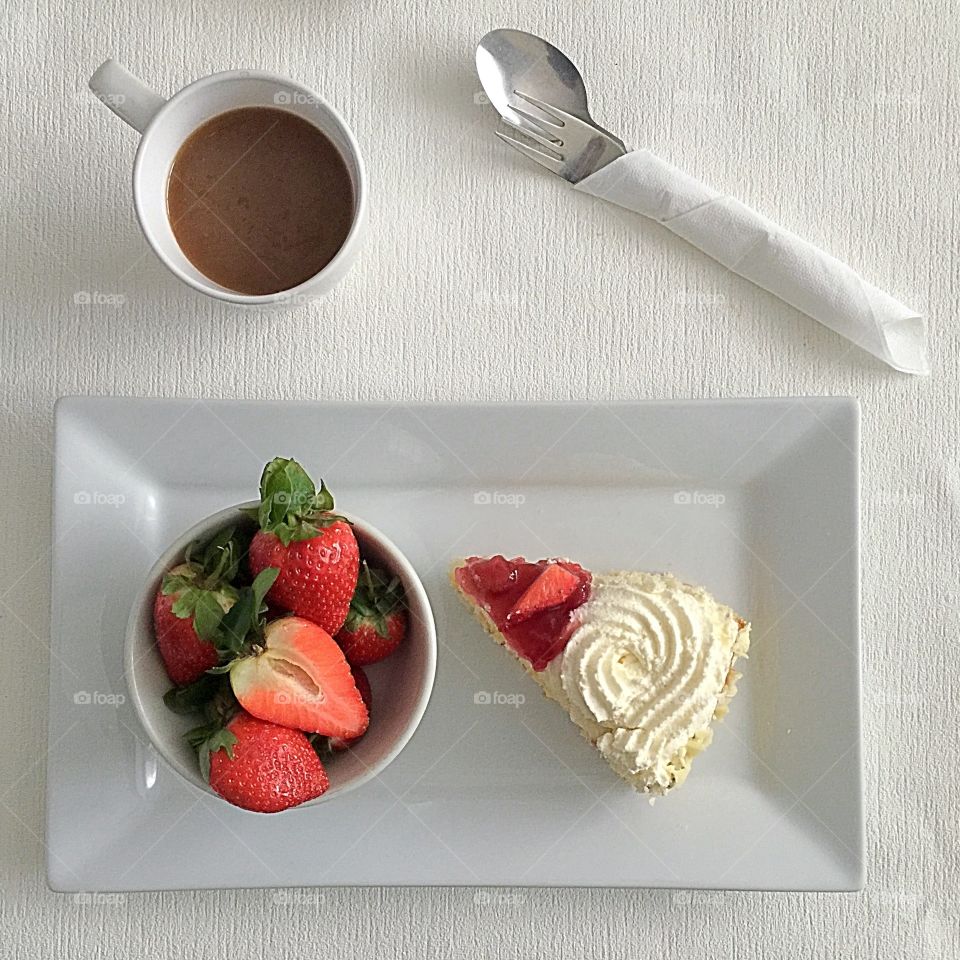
left=89, top=60, right=368, bottom=306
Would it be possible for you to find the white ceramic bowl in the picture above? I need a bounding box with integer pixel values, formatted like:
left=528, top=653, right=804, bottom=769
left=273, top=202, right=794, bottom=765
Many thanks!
left=125, top=502, right=436, bottom=811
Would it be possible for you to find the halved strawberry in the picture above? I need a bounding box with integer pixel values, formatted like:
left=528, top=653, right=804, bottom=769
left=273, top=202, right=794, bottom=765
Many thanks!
left=335, top=563, right=407, bottom=666
left=196, top=711, right=329, bottom=813
left=507, top=563, right=581, bottom=623
left=247, top=458, right=359, bottom=635
left=229, top=616, right=369, bottom=739
left=328, top=666, right=372, bottom=752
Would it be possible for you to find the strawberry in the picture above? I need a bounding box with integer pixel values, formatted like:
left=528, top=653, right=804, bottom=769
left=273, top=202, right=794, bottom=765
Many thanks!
left=195, top=711, right=329, bottom=813
left=328, top=666, right=372, bottom=752
left=199, top=568, right=369, bottom=740
left=335, top=563, right=408, bottom=666
left=153, top=526, right=242, bottom=685
left=247, top=458, right=359, bottom=635
left=507, top=563, right=581, bottom=623
left=229, top=614, right=369, bottom=739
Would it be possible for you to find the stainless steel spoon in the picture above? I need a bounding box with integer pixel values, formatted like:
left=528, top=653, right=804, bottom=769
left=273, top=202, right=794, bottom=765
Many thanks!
left=476, top=28, right=621, bottom=143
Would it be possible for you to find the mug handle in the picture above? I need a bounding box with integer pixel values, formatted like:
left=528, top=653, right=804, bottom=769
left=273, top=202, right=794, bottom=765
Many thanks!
left=89, top=59, right=166, bottom=133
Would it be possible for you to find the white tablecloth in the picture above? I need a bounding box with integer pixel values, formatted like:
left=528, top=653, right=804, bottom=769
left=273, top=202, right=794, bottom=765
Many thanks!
left=3, top=0, right=957, bottom=956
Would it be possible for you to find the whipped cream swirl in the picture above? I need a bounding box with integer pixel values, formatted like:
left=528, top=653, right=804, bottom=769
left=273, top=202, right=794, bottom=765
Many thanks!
left=547, top=571, right=746, bottom=793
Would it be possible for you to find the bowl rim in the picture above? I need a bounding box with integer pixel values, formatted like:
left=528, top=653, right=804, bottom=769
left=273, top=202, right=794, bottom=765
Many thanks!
left=123, top=501, right=438, bottom=813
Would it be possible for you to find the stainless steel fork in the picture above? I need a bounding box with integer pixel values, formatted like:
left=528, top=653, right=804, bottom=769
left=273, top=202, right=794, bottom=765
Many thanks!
left=496, top=91, right=627, bottom=184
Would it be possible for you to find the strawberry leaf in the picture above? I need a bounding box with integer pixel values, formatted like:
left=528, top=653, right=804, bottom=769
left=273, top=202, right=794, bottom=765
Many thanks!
left=258, top=458, right=316, bottom=526
left=312, top=480, right=335, bottom=513
left=163, top=673, right=222, bottom=715
left=162, top=526, right=246, bottom=642
left=177, top=526, right=247, bottom=589
left=162, top=571, right=198, bottom=596
left=295, top=521, right=320, bottom=541
left=271, top=520, right=301, bottom=548
left=217, top=591, right=255, bottom=656
left=196, top=728, right=238, bottom=782
left=251, top=566, right=280, bottom=609
left=198, top=525, right=244, bottom=583
left=344, top=562, right=406, bottom=637
left=170, top=589, right=198, bottom=619
left=170, top=587, right=227, bottom=641
left=185, top=709, right=239, bottom=783
left=194, top=594, right=226, bottom=641
left=255, top=458, right=344, bottom=543
left=214, top=567, right=279, bottom=659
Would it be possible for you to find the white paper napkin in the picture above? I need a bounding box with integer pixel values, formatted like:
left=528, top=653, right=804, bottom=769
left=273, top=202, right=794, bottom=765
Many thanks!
left=576, top=150, right=929, bottom=375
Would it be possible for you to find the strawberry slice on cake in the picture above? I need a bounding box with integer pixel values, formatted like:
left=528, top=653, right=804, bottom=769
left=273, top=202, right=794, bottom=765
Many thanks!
left=452, top=556, right=750, bottom=796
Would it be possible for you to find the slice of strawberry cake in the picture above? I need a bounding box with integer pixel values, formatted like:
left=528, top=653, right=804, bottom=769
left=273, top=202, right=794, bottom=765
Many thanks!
left=451, top=556, right=750, bottom=796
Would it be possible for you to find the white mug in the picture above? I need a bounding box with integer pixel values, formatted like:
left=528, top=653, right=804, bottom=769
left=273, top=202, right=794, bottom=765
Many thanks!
left=89, top=60, right=368, bottom=306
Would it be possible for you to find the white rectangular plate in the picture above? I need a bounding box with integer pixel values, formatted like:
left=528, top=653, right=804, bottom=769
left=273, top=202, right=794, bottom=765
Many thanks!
left=48, top=397, right=862, bottom=891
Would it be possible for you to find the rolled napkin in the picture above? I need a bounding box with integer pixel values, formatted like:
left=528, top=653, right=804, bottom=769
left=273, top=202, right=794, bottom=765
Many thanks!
left=576, top=150, right=929, bottom=375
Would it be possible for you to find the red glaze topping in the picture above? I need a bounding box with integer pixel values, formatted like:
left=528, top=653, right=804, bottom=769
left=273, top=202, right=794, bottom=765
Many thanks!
left=455, top=556, right=592, bottom=671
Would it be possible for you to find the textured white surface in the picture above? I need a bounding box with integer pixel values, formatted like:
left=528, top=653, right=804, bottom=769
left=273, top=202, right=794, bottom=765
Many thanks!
left=2, top=0, right=958, bottom=956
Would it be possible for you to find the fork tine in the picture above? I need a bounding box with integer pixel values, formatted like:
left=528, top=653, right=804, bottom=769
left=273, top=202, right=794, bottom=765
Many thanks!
left=495, top=129, right=565, bottom=176
left=506, top=104, right=563, bottom=144
left=500, top=116, right=564, bottom=153
left=512, top=91, right=568, bottom=127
